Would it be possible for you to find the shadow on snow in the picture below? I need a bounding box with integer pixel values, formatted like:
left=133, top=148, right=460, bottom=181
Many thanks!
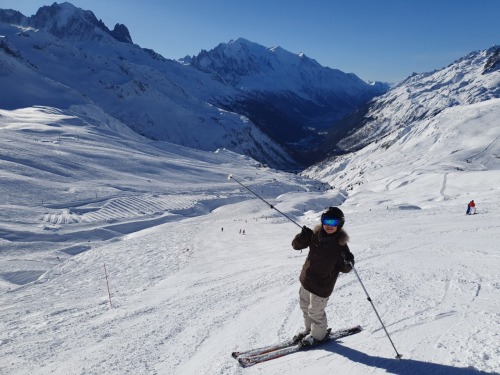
left=330, top=342, right=499, bottom=375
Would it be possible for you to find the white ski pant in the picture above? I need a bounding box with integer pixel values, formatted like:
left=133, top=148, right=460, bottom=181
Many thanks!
left=299, top=286, right=329, bottom=340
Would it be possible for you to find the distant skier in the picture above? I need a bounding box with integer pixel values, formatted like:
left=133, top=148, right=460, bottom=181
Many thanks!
left=469, top=200, right=476, bottom=215
left=291, top=207, right=354, bottom=346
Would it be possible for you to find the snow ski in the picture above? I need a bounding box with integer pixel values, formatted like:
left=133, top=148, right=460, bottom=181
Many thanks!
left=232, top=325, right=362, bottom=367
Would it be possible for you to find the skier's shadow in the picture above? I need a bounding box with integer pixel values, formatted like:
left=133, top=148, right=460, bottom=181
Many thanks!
left=327, top=342, right=499, bottom=375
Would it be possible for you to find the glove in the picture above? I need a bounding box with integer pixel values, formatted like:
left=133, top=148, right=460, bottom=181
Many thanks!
left=341, top=252, right=354, bottom=272
left=301, top=226, right=313, bottom=240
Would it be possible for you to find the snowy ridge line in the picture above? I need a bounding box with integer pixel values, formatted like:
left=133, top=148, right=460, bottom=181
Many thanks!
left=40, top=193, right=216, bottom=224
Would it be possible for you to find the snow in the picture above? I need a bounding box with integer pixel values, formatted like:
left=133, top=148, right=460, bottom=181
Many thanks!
left=0, top=102, right=499, bottom=375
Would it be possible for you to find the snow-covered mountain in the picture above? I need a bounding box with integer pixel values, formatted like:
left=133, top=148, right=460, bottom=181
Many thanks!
left=0, top=2, right=388, bottom=170
left=330, top=46, right=500, bottom=154
left=183, top=38, right=388, bottom=160
left=301, top=46, right=500, bottom=208
left=186, top=38, right=388, bottom=100
left=0, top=3, right=295, bottom=169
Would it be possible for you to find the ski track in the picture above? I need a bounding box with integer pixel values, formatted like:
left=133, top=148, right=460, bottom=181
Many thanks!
left=440, top=173, right=449, bottom=200
left=40, top=194, right=208, bottom=224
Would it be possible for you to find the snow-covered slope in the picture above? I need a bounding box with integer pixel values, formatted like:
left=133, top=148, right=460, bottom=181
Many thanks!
left=0, top=102, right=499, bottom=374
left=336, top=46, right=500, bottom=152
left=0, top=104, right=321, bottom=290
left=301, top=44, right=500, bottom=213
left=303, top=98, right=500, bottom=207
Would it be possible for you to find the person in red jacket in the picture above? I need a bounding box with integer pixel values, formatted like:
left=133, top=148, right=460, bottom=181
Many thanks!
left=291, top=207, right=354, bottom=346
left=469, top=200, right=476, bottom=214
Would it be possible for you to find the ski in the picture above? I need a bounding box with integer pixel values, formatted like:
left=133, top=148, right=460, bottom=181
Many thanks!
left=233, top=325, right=362, bottom=367
left=231, top=339, right=296, bottom=359
left=231, top=328, right=321, bottom=359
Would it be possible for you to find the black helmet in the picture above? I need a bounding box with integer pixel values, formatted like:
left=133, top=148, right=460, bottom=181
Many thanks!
left=321, top=207, right=345, bottom=229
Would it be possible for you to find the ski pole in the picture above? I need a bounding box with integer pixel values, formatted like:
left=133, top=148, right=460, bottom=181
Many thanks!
left=350, top=262, right=403, bottom=359
left=228, top=174, right=302, bottom=228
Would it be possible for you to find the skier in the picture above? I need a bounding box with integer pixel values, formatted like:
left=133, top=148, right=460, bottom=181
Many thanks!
left=291, top=207, right=354, bottom=346
left=466, top=202, right=471, bottom=215
left=469, top=200, right=476, bottom=214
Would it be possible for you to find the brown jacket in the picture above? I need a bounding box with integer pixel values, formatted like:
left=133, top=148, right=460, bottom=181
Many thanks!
left=292, top=225, right=354, bottom=298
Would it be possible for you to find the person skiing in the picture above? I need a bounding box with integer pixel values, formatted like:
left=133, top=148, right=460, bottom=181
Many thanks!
left=466, top=202, right=471, bottom=215
left=291, top=206, right=355, bottom=346
left=469, top=200, right=476, bottom=214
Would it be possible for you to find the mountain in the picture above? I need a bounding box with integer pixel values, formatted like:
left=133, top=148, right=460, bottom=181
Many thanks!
left=0, top=3, right=388, bottom=170
left=1, top=6, right=499, bottom=373
left=0, top=3, right=294, bottom=169
left=327, top=46, right=500, bottom=154
left=183, top=38, right=389, bottom=162
left=27, top=3, right=132, bottom=43
left=301, top=46, right=500, bottom=204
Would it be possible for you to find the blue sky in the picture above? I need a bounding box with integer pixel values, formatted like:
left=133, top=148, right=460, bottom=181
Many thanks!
left=3, top=0, right=500, bottom=83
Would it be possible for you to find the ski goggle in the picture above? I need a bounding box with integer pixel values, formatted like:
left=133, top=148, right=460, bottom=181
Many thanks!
left=321, top=217, right=340, bottom=226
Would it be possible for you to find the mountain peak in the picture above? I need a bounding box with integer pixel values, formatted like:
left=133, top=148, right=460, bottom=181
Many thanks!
left=483, top=45, right=500, bottom=74
left=188, top=38, right=384, bottom=97
left=0, top=9, right=27, bottom=25
left=111, top=23, right=132, bottom=43
left=27, top=2, right=132, bottom=43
